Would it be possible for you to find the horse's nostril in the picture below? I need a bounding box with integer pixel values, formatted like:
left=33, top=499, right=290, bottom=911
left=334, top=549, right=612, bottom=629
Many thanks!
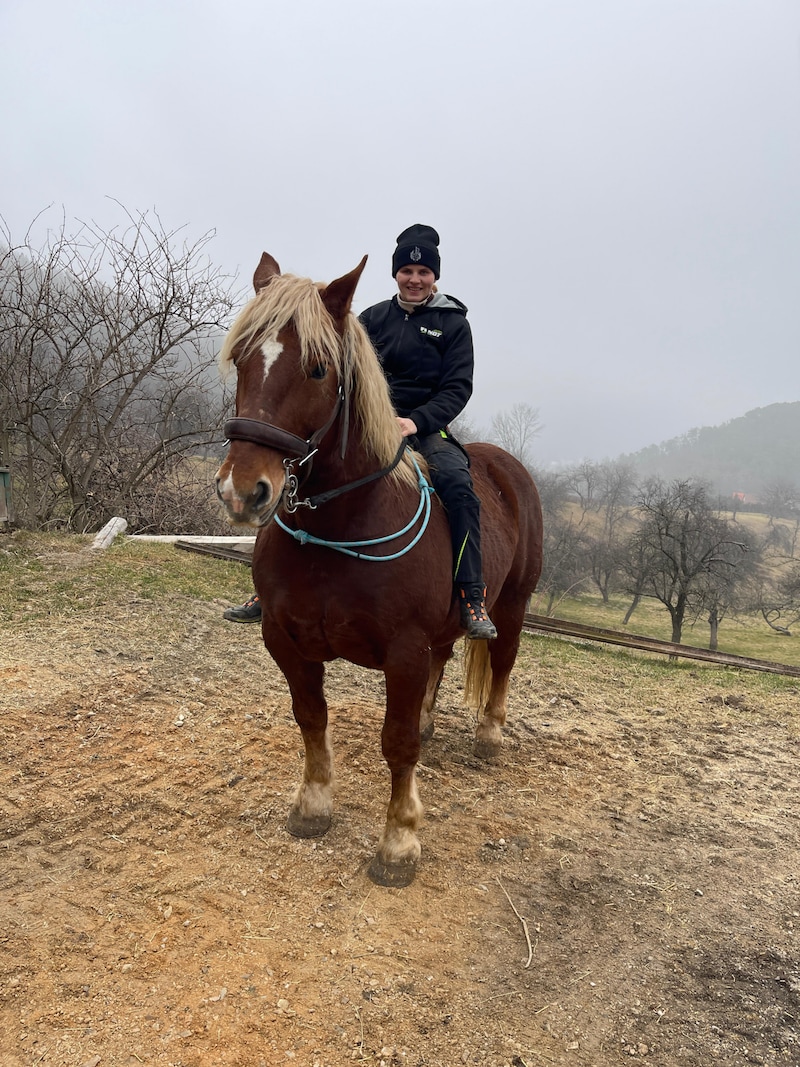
left=253, top=480, right=271, bottom=511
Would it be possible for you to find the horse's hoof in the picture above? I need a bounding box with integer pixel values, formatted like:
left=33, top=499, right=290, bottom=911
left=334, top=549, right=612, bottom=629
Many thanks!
left=286, top=810, right=331, bottom=838
left=473, top=738, right=502, bottom=760
left=367, top=856, right=417, bottom=888
left=420, top=721, right=435, bottom=744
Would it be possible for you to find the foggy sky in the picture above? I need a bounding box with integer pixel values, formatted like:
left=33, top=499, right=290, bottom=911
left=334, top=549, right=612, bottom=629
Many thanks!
left=2, top=0, right=798, bottom=466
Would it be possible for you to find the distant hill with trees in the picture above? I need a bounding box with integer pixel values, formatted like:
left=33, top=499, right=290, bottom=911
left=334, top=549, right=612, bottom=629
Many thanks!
left=619, top=402, right=800, bottom=501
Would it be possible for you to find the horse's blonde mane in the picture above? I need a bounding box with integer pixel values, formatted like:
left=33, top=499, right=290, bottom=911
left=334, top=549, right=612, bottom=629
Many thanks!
left=220, top=273, right=417, bottom=489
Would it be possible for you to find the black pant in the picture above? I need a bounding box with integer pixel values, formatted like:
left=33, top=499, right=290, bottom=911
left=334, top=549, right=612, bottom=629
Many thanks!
left=412, top=431, right=483, bottom=587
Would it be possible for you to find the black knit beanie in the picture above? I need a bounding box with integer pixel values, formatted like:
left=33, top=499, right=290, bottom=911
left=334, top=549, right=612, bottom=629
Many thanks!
left=391, top=223, right=441, bottom=279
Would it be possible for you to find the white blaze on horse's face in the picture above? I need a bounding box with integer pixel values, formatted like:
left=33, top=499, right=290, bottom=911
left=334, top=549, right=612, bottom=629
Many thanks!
left=214, top=334, right=286, bottom=523
left=260, top=336, right=283, bottom=384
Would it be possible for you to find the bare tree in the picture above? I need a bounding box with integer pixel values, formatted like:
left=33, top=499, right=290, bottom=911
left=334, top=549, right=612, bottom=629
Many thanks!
left=690, top=540, right=759, bottom=649
left=574, top=460, right=637, bottom=603
left=533, top=511, right=591, bottom=615
left=750, top=521, right=800, bottom=636
left=596, top=461, right=636, bottom=530
left=754, top=560, right=800, bottom=636
left=625, top=478, right=748, bottom=645
left=618, top=528, right=653, bottom=625
left=528, top=468, right=591, bottom=614
left=489, top=403, right=542, bottom=470
left=761, top=480, right=799, bottom=525
left=0, top=209, right=238, bottom=532
left=563, top=460, right=604, bottom=514
left=531, top=466, right=570, bottom=520
left=580, top=535, right=619, bottom=604
left=448, top=411, right=484, bottom=444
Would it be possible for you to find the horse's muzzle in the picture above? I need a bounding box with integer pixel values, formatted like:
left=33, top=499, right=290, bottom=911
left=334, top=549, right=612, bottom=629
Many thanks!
left=215, top=465, right=283, bottom=527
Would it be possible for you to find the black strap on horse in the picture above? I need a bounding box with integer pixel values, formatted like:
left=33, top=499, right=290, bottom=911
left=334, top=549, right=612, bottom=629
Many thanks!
left=300, top=439, right=408, bottom=509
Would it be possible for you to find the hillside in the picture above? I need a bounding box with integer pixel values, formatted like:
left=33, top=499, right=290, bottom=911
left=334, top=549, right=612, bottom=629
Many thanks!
left=620, top=401, right=800, bottom=499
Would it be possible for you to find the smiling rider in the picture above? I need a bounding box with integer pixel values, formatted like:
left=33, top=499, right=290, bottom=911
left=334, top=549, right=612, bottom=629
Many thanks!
left=358, top=224, right=496, bottom=640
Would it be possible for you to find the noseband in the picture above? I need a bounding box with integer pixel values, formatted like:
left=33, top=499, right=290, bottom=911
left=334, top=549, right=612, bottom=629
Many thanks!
left=223, top=383, right=346, bottom=463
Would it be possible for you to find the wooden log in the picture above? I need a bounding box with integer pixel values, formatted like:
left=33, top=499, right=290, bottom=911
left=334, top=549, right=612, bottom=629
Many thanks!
left=91, top=516, right=128, bottom=550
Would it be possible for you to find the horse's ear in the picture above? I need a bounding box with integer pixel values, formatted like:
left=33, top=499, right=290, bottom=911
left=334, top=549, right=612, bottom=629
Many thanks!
left=253, top=253, right=281, bottom=293
left=321, top=256, right=368, bottom=322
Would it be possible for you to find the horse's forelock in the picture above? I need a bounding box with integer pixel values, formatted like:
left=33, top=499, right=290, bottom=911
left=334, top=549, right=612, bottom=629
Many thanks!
left=220, top=275, right=340, bottom=373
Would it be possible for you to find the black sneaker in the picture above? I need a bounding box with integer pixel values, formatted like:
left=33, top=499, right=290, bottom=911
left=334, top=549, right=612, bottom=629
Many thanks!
left=459, top=585, right=497, bottom=640
left=223, top=593, right=262, bottom=623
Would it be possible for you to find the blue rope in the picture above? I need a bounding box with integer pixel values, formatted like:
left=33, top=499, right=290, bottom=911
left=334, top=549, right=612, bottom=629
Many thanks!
left=274, top=455, right=434, bottom=561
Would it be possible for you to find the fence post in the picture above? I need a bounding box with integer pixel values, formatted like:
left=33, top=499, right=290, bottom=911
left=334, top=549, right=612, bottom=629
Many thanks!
left=0, top=467, right=12, bottom=527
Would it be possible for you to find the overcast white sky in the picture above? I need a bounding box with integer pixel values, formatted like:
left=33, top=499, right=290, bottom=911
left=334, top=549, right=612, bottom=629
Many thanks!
left=2, top=0, right=798, bottom=465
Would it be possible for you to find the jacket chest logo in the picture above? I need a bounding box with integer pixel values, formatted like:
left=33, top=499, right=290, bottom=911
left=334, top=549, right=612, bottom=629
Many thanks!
left=419, top=326, right=442, bottom=338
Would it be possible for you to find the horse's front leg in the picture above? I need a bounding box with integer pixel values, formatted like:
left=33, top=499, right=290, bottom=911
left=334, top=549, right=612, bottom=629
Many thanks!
left=280, top=658, right=334, bottom=838
left=368, top=665, right=427, bottom=888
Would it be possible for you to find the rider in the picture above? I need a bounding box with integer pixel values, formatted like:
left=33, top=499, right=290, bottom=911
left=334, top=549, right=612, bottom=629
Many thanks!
left=358, top=224, right=496, bottom=640
left=224, top=223, right=496, bottom=640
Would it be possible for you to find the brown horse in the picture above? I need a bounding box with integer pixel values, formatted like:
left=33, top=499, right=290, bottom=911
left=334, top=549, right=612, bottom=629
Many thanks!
left=215, top=253, right=542, bottom=887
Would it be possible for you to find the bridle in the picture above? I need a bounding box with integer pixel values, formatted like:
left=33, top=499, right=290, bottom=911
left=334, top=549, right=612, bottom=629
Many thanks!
left=222, top=361, right=433, bottom=558
left=223, top=382, right=346, bottom=513
left=222, top=379, right=407, bottom=514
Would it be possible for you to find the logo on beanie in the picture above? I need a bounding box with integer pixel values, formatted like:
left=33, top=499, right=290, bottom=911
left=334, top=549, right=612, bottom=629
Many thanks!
left=410, top=246, right=422, bottom=262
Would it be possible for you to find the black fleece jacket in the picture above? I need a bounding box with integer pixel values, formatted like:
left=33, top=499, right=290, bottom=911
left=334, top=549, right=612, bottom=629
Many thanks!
left=358, top=293, right=474, bottom=438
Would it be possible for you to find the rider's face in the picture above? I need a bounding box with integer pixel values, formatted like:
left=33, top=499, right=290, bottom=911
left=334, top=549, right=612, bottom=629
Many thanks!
left=395, top=265, right=436, bottom=304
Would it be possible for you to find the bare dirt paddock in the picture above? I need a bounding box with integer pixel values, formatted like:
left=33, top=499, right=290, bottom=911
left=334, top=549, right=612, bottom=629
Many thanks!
left=1, top=536, right=799, bottom=1067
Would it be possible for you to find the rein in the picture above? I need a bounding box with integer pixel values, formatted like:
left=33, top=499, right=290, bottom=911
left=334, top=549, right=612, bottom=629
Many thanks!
left=288, top=438, right=407, bottom=511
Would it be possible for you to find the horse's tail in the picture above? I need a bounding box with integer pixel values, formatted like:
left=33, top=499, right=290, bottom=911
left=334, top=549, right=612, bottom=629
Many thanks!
left=463, top=638, right=492, bottom=711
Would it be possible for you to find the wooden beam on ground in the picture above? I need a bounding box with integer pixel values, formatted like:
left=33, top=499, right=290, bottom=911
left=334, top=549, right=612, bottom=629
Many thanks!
left=159, top=536, right=800, bottom=678
left=523, top=613, right=800, bottom=678
left=174, top=537, right=256, bottom=565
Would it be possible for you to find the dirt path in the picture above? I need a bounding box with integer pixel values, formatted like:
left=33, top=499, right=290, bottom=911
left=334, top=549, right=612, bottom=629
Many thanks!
left=1, top=538, right=799, bottom=1066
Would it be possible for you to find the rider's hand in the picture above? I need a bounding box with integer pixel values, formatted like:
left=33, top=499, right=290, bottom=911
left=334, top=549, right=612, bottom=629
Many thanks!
left=396, top=417, right=418, bottom=438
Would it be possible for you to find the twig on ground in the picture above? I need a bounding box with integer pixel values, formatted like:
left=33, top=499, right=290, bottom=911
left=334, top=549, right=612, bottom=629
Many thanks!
left=496, top=876, right=533, bottom=968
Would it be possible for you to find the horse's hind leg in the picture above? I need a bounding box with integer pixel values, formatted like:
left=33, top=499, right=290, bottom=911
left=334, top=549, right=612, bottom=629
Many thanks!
left=280, top=658, right=334, bottom=838
left=472, top=615, right=523, bottom=759
left=368, top=665, right=427, bottom=888
left=419, top=644, right=452, bottom=743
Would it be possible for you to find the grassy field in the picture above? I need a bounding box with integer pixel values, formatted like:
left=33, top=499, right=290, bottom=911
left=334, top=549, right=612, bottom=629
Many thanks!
left=533, top=588, right=800, bottom=667
left=3, top=528, right=799, bottom=669
left=530, top=506, right=800, bottom=668
left=0, top=530, right=255, bottom=628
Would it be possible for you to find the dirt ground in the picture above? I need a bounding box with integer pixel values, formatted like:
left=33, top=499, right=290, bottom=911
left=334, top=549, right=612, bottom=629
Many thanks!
left=1, top=539, right=799, bottom=1067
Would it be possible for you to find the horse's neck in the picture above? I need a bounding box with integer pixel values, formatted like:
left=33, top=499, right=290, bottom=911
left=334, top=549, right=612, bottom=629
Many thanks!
left=299, top=433, right=405, bottom=524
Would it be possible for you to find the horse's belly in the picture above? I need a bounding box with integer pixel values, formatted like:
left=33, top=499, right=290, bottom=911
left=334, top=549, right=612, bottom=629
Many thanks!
left=263, top=586, right=451, bottom=669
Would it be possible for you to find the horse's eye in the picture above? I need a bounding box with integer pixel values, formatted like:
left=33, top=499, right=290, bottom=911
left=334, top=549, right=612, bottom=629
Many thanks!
left=310, top=363, right=327, bottom=380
